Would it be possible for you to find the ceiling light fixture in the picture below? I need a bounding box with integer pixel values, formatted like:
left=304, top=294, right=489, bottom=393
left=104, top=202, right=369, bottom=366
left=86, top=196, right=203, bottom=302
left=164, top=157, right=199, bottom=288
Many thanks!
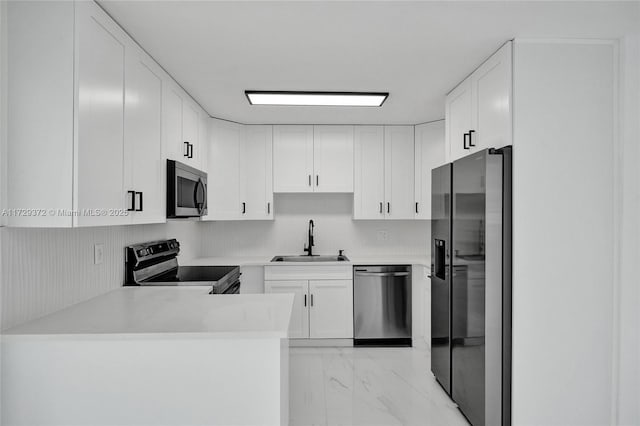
left=245, top=91, right=389, bottom=107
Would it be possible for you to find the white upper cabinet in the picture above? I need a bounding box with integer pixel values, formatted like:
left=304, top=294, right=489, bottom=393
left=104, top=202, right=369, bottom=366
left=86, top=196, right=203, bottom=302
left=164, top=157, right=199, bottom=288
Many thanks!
left=446, top=78, right=473, bottom=162
left=354, top=126, right=385, bottom=219
left=205, top=122, right=273, bottom=221
left=182, top=101, right=201, bottom=168
left=414, top=121, right=445, bottom=220
left=162, top=84, right=203, bottom=169
left=446, top=41, right=512, bottom=162
left=273, top=125, right=354, bottom=193
left=240, top=125, right=274, bottom=219
left=312, top=126, right=354, bottom=192
left=6, top=0, right=217, bottom=227
left=206, top=119, right=242, bottom=220
left=74, top=1, right=128, bottom=227
left=273, top=125, right=314, bottom=192
left=162, top=86, right=184, bottom=163
left=354, top=125, right=415, bottom=220
left=384, top=126, right=415, bottom=220
left=124, top=50, right=164, bottom=225
left=472, top=42, right=512, bottom=152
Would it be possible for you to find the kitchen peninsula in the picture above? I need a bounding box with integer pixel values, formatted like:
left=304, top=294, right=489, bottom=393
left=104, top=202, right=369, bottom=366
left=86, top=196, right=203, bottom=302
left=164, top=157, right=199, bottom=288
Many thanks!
left=1, top=288, right=293, bottom=426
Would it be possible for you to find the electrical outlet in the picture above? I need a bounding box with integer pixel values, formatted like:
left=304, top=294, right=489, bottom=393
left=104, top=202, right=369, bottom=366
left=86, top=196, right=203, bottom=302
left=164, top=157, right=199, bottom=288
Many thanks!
left=377, top=230, right=388, bottom=242
left=94, top=243, right=104, bottom=265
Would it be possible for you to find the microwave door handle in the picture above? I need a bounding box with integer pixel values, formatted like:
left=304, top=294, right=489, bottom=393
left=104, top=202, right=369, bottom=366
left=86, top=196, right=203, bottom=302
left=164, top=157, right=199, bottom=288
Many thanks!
left=196, top=178, right=207, bottom=214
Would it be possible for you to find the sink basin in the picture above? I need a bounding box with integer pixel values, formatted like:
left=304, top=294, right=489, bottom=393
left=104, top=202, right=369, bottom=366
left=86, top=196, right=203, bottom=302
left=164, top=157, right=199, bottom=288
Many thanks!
left=270, top=255, right=350, bottom=262
left=457, top=254, right=485, bottom=261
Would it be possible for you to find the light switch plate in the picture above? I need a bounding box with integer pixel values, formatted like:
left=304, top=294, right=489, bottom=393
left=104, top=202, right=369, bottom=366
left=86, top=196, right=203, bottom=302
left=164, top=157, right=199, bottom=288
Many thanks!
left=377, top=230, right=388, bottom=241
left=94, top=243, right=104, bottom=265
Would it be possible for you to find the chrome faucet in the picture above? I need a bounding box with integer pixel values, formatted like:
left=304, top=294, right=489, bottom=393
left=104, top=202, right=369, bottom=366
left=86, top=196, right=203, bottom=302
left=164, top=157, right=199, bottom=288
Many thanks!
left=304, top=219, right=315, bottom=256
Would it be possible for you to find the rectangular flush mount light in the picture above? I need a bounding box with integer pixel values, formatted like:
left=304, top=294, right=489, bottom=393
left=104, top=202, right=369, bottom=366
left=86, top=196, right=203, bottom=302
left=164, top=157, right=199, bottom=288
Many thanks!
left=245, top=91, right=388, bottom=107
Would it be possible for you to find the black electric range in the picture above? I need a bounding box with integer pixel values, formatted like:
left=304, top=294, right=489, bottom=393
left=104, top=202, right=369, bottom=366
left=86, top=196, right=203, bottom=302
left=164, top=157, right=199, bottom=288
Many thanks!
left=124, top=239, right=240, bottom=294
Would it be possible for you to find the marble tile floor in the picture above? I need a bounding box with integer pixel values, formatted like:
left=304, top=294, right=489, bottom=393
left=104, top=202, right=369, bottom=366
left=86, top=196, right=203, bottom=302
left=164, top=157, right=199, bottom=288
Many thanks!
left=289, top=342, right=470, bottom=426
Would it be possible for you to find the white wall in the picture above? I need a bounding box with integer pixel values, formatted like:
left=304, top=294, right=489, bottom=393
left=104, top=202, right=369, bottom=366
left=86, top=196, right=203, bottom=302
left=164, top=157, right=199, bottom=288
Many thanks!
left=511, top=40, right=617, bottom=426
left=0, top=0, right=5, bottom=421
left=0, top=221, right=200, bottom=331
left=200, top=193, right=430, bottom=258
left=615, top=34, right=640, bottom=426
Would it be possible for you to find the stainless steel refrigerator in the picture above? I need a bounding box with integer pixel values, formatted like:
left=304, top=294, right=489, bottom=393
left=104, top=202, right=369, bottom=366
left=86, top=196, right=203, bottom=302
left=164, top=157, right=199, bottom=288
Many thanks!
left=430, top=147, right=512, bottom=426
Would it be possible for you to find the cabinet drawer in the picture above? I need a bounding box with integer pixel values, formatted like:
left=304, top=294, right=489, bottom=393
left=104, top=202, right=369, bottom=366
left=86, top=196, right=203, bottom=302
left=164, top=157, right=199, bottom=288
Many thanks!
left=264, top=265, right=352, bottom=280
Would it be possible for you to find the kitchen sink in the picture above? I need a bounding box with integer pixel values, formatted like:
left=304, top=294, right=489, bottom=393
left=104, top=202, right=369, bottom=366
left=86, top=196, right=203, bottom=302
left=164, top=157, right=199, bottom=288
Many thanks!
left=457, top=254, right=485, bottom=261
left=270, top=255, right=349, bottom=262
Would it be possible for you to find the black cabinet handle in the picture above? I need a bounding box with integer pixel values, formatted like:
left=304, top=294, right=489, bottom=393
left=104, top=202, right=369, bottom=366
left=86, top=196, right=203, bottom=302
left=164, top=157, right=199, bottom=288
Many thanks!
left=308, top=175, right=311, bottom=187
left=267, top=202, right=271, bottom=214
left=416, top=202, right=419, bottom=214
left=469, top=130, right=476, bottom=147
left=127, top=190, right=136, bottom=211
left=387, top=202, right=390, bottom=214
left=242, top=202, right=246, bottom=214
left=304, top=294, right=307, bottom=307
left=187, top=143, right=194, bottom=158
left=379, top=202, right=383, bottom=214
left=184, top=141, right=190, bottom=157
left=463, top=132, right=470, bottom=150
left=310, top=294, right=314, bottom=307
left=316, top=175, right=319, bottom=186
left=135, top=191, right=143, bottom=212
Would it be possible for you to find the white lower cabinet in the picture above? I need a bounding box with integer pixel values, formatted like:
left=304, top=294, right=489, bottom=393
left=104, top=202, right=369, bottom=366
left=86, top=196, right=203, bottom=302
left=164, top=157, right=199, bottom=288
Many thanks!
left=264, top=266, right=353, bottom=340
left=308, top=280, right=353, bottom=338
left=264, top=280, right=310, bottom=338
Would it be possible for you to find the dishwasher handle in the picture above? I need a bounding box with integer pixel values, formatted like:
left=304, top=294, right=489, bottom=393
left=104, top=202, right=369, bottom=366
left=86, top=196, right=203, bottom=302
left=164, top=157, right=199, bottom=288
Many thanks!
left=354, top=271, right=410, bottom=277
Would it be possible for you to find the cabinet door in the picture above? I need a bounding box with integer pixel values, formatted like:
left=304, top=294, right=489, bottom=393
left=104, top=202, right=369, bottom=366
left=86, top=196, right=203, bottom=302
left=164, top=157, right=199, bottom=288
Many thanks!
left=182, top=101, right=200, bottom=168
left=384, top=126, right=415, bottom=220
left=472, top=42, right=512, bottom=151
left=124, top=51, right=164, bottom=225
left=446, top=78, right=473, bottom=162
left=313, top=125, right=354, bottom=192
left=198, top=109, right=209, bottom=174
left=265, top=280, right=310, bottom=339
left=163, top=85, right=184, bottom=162
left=309, top=280, right=353, bottom=338
left=241, top=125, right=273, bottom=220
left=74, top=2, right=128, bottom=227
left=414, top=121, right=445, bottom=220
left=205, top=119, right=241, bottom=220
left=273, top=125, right=314, bottom=192
left=353, top=126, right=385, bottom=219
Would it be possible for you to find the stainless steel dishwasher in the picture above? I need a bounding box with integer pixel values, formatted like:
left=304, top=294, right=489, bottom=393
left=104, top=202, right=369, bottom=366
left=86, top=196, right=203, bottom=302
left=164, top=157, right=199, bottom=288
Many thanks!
left=353, top=265, right=412, bottom=346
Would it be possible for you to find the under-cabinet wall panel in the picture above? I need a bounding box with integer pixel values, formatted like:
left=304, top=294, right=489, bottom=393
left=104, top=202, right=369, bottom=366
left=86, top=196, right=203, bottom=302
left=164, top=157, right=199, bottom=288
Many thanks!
left=0, top=221, right=199, bottom=330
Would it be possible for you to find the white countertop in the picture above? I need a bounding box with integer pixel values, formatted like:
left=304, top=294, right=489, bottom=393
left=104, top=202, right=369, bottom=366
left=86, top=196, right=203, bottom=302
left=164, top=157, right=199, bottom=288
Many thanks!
left=184, top=254, right=430, bottom=268
left=3, top=287, right=294, bottom=338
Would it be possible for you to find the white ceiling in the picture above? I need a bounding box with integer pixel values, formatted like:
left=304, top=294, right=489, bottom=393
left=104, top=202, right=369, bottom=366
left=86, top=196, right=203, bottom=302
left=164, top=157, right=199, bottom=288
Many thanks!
left=99, top=1, right=639, bottom=125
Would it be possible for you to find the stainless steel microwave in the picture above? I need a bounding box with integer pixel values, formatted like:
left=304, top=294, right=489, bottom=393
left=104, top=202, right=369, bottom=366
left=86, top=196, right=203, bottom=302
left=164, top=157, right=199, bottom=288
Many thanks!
left=166, top=160, right=207, bottom=218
